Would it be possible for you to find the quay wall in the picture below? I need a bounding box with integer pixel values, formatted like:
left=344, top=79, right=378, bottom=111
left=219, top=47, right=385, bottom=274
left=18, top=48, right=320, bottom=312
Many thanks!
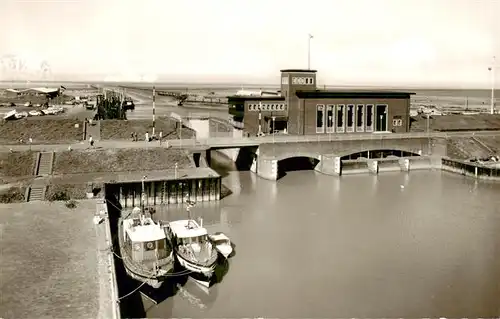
left=111, top=177, right=222, bottom=209
left=95, top=199, right=121, bottom=319
left=441, top=158, right=500, bottom=180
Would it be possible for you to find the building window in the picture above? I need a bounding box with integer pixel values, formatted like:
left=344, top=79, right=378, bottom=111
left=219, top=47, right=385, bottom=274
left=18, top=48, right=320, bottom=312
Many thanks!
left=356, top=104, right=364, bottom=132
left=316, top=104, right=325, bottom=133
left=282, top=77, right=288, bottom=85
left=309, top=77, right=314, bottom=85
left=366, top=104, right=374, bottom=132
left=336, top=104, right=345, bottom=133
left=375, top=104, right=388, bottom=132
left=326, top=105, right=334, bottom=133
left=346, top=104, right=354, bottom=132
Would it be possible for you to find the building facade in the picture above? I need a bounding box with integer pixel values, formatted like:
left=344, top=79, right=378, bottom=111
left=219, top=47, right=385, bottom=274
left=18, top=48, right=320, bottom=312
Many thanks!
left=228, top=69, right=414, bottom=136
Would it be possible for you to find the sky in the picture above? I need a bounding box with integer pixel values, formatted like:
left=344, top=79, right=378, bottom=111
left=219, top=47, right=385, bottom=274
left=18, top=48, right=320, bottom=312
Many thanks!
left=0, top=0, right=499, bottom=88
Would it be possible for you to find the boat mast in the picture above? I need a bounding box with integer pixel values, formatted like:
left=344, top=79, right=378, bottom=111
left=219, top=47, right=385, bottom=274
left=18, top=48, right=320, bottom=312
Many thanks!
left=141, top=175, right=147, bottom=215
left=185, top=195, right=195, bottom=221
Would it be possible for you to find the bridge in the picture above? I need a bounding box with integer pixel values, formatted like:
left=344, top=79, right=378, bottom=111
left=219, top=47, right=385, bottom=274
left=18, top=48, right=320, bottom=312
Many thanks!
left=3, top=130, right=499, bottom=180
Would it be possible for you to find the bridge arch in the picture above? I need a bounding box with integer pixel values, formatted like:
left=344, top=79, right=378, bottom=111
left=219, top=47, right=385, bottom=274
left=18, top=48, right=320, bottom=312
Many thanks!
left=276, top=153, right=321, bottom=177
left=340, top=148, right=421, bottom=160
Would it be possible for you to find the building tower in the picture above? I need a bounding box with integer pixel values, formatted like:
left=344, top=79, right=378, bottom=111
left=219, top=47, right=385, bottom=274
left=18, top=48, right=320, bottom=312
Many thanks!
left=280, top=69, right=317, bottom=134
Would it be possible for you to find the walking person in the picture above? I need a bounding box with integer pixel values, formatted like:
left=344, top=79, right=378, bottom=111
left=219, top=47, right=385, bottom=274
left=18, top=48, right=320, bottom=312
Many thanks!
left=159, top=131, right=163, bottom=145
left=89, top=135, right=94, bottom=147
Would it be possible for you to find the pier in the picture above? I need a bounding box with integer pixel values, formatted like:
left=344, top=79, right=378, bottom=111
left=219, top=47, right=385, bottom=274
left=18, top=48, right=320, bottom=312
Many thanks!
left=156, top=90, right=228, bottom=105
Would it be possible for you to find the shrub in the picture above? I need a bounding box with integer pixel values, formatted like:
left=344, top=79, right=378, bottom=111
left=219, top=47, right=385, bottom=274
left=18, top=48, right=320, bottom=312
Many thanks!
left=0, top=187, right=25, bottom=203
left=48, top=191, right=70, bottom=202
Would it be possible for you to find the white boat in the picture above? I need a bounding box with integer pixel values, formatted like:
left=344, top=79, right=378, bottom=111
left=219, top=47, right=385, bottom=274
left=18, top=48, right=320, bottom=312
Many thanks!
left=3, top=110, right=17, bottom=120
left=208, top=232, right=233, bottom=259
left=14, top=111, right=28, bottom=119
left=166, top=209, right=218, bottom=288
left=118, top=207, right=174, bottom=288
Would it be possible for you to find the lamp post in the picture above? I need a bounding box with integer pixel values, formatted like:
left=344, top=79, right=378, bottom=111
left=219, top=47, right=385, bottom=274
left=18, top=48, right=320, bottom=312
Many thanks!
left=152, top=86, right=156, bottom=136
left=179, top=118, right=182, bottom=147
left=488, top=56, right=497, bottom=114
left=272, top=116, right=276, bottom=143
left=258, top=101, right=262, bottom=136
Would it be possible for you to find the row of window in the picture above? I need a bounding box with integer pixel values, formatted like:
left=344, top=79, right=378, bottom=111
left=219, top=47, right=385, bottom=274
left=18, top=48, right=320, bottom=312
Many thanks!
left=281, top=77, right=315, bottom=85
left=316, top=104, right=395, bottom=133
left=248, top=103, right=287, bottom=111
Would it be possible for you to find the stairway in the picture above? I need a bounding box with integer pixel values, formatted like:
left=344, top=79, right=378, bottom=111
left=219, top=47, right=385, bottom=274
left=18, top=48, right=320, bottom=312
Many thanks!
left=36, top=152, right=54, bottom=176
left=26, top=186, right=46, bottom=202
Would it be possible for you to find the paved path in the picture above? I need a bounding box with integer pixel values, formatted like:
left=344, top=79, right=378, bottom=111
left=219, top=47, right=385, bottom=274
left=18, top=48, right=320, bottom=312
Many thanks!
left=1, top=130, right=500, bottom=153
left=85, top=120, right=101, bottom=141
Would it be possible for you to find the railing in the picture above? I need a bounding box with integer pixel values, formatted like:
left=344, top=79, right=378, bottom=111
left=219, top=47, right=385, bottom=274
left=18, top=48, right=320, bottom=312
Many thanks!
left=182, top=130, right=500, bottom=147
left=442, top=158, right=500, bottom=178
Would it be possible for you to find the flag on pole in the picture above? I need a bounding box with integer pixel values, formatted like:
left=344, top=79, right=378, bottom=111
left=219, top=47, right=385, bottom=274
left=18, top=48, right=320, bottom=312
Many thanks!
left=309, top=34, right=313, bottom=39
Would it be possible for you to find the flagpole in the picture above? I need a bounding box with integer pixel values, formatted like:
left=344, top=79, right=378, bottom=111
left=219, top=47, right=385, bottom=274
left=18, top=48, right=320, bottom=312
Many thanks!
left=308, top=34, right=310, bottom=70
left=152, top=86, right=156, bottom=136
left=491, top=56, right=496, bottom=115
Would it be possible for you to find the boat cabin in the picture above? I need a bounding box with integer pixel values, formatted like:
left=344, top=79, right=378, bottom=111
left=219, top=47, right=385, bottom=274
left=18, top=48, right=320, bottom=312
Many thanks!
left=168, top=220, right=209, bottom=246
left=123, top=216, right=169, bottom=262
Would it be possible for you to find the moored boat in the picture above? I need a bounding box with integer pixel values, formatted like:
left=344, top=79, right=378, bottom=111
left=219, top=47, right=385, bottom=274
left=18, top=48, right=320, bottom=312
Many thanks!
left=208, top=232, right=233, bottom=259
left=118, top=207, right=174, bottom=288
left=165, top=201, right=218, bottom=288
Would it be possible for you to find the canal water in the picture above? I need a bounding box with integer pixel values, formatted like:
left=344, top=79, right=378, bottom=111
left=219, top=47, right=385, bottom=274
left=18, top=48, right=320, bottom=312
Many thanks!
left=138, top=158, right=500, bottom=318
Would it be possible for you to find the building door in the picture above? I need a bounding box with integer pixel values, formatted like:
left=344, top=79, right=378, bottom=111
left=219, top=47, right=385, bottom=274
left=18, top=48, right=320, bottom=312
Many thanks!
left=375, top=104, right=388, bottom=132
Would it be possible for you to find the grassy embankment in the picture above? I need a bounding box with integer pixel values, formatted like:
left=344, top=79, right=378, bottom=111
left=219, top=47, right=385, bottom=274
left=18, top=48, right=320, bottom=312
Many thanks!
left=100, top=118, right=195, bottom=140
left=0, top=118, right=83, bottom=144
left=0, top=151, right=36, bottom=203
left=45, top=148, right=195, bottom=201
left=410, top=114, right=500, bottom=160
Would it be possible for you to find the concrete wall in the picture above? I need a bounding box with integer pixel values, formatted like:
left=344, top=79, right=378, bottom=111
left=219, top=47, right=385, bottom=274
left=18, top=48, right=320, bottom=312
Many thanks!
left=218, top=148, right=240, bottom=162
left=188, top=119, right=210, bottom=139
left=256, top=155, right=442, bottom=180
left=257, top=137, right=445, bottom=162
left=115, top=178, right=221, bottom=208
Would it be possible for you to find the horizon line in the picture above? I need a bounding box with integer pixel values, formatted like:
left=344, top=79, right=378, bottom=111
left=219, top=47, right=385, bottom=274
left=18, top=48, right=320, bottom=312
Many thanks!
left=0, top=80, right=494, bottom=91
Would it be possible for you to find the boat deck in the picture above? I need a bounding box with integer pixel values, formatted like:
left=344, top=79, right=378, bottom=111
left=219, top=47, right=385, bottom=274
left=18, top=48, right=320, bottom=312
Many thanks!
left=0, top=200, right=116, bottom=319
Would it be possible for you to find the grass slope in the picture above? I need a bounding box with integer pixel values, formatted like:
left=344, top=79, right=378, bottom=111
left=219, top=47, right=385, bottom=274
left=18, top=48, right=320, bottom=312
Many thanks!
left=53, top=148, right=194, bottom=175
left=100, top=118, right=195, bottom=140
left=0, top=118, right=83, bottom=144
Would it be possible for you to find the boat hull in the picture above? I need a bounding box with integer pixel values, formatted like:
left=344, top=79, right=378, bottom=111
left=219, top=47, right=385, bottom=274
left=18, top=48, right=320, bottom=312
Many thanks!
left=118, top=218, right=174, bottom=289
left=175, top=252, right=216, bottom=287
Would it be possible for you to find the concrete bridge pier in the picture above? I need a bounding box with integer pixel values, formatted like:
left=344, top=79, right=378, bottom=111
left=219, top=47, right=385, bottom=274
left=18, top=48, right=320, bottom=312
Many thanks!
left=250, top=157, right=258, bottom=173
left=315, top=155, right=342, bottom=176
left=257, top=158, right=278, bottom=180
left=399, top=158, right=410, bottom=172
left=368, top=160, right=379, bottom=174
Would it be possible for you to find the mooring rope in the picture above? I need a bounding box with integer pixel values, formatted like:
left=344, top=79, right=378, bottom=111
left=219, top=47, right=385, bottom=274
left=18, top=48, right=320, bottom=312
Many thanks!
left=100, top=198, right=196, bottom=301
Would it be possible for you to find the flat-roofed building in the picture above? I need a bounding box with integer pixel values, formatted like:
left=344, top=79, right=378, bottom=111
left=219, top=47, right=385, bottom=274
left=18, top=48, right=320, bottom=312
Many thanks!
left=228, top=68, right=414, bottom=136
